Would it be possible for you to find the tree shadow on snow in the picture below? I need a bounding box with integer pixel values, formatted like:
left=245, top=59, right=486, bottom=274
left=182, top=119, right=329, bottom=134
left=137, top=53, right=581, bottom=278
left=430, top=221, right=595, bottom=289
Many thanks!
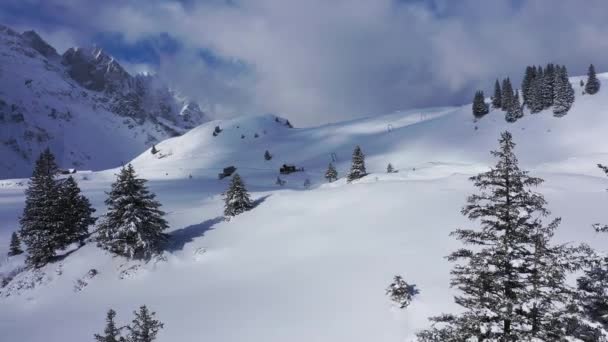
left=252, top=194, right=271, bottom=208
left=166, top=216, right=224, bottom=253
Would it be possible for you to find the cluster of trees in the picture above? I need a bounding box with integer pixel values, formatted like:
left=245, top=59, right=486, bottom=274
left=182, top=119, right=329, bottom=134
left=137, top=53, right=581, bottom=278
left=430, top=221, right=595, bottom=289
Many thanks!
left=18, top=149, right=96, bottom=267
left=95, top=305, right=163, bottom=342
left=415, top=132, right=608, bottom=341
left=474, top=63, right=600, bottom=122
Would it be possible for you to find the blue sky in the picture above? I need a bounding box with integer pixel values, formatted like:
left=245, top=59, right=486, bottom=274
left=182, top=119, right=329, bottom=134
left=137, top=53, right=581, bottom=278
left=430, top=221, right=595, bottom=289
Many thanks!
left=2, top=0, right=608, bottom=125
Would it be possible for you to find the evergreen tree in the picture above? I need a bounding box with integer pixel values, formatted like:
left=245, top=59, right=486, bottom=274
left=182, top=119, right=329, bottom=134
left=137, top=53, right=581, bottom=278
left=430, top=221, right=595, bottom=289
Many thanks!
left=521, top=66, right=536, bottom=105
left=387, top=163, right=395, bottom=173
left=417, top=132, right=582, bottom=341
left=553, top=65, right=575, bottom=117
left=492, top=79, right=502, bottom=108
left=501, top=78, right=514, bottom=113
left=8, top=231, right=23, bottom=256
left=541, top=63, right=556, bottom=109
left=347, top=146, right=367, bottom=182
left=264, top=150, right=272, bottom=161
left=472, top=90, right=489, bottom=118
left=94, top=309, right=125, bottom=342
left=223, top=173, right=253, bottom=217
left=150, top=145, right=158, bottom=155
left=126, top=306, right=164, bottom=342
left=57, top=176, right=96, bottom=246
left=96, top=164, right=168, bottom=259
left=325, top=163, right=338, bottom=183
left=386, top=275, right=419, bottom=309
left=529, top=68, right=545, bottom=114
left=506, top=90, right=523, bottom=122
left=585, top=64, right=601, bottom=95
left=19, top=148, right=62, bottom=267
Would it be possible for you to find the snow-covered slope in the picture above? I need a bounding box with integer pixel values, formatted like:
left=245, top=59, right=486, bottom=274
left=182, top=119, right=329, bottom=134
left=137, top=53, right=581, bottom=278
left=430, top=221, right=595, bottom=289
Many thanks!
left=2, top=74, right=608, bottom=342
left=0, top=25, right=207, bottom=179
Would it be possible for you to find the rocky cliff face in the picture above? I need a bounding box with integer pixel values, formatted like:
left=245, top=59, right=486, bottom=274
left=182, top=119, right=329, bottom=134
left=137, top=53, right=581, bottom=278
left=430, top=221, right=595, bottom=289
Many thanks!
left=0, top=24, right=207, bottom=178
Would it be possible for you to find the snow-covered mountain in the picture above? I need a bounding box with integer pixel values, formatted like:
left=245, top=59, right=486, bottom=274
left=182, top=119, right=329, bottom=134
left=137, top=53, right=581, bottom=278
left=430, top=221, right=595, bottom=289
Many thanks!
left=2, top=73, right=608, bottom=342
left=0, top=24, right=207, bottom=179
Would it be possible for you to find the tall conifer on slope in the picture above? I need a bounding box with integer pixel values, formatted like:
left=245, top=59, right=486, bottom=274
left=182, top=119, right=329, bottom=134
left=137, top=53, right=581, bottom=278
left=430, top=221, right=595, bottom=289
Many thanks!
left=506, top=90, right=523, bottom=122
left=501, top=78, right=514, bottom=113
left=553, top=66, right=575, bottom=117
left=8, top=232, right=23, bottom=256
left=585, top=64, right=600, bottom=95
left=417, top=132, right=583, bottom=341
left=325, top=163, right=338, bottom=182
left=347, top=145, right=367, bottom=182
left=541, top=63, right=556, bottom=109
left=19, top=148, right=62, bottom=267
left=96, top=164, right=168, bottom=259
left=529, top=68, right=545, bottom=114
left=223, top=173, right=253, bottom=217
left=57, top=176, right=96, bottom=246
left=492, top=79, right=502, bottom=108
left=94, top=309, right=125, bottom=342
left=126, top=306, right=164, bottom=342
left=472, top=91, right=489, bottom=118
left=522, top=66, right=536, bottom=105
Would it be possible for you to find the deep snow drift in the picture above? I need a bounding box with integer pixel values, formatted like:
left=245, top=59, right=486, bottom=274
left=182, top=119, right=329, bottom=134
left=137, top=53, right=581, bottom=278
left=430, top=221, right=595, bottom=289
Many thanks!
left=1, top=74, right=608, bottom=341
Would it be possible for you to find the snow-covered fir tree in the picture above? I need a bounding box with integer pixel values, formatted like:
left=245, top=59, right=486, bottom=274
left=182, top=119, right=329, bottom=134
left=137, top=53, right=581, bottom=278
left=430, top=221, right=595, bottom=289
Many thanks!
left=223, top=173, right=253, bottom=217
left=501, top=78, right=514, bottom=113
left=553, top=65, right=575, bottom=116
left=96, top=164, right=169, bottom=259
left=57, top=176, right=96, bottom=246
left=541, top=63, right=556, bottom=109
left=585, top=64, right=601, bottom=95
left=347, top=145, right=367, bottom=182
left=387, top=163, right=395, bottom=173
left=521, top=66, right=536, bottom=105
left=126, top=306, right=164, bottom=342
left=505, top=89, right=523, bottom=122
left=325, top=163, right=338, bottom=182
left=492, top=79, right=502, bottom=108
left=472, top=90, right=489, bottom=118
left=8, top=231, right=23, bottom=256
left=386, top=275, right=419, bottom=309
left=94, top=309, right=125, bottom=342
left=19, top=148, right=62, bottom=267
left=417, top=132, right=584, bottom=341
left=264, top=150, right=272, bottom=161
left=528, top=67, right=545, bottom=113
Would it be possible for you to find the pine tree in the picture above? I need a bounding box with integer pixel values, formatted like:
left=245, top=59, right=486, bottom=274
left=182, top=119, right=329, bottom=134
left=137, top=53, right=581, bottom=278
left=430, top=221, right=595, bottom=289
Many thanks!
left=223, top=173, right=253, bottom=217
left=150, top=145, right=158, bottom=155
left=492, top=79, right=502, bottom=109
left=94, top=309, right=125, bottom=342
left=506, top=90, right=523, bottom=122
left=19, top=148, right=62, bottom=267
left=8, top=231, right=23, bottom=256
left=57, top=176, right=96, bottom=246
left=472, top=90, right=489, bottom=118
left=529, top=68, right=545, bottom=114
left=553, top=65, right=575, bottom=117
left=126, top=306, right=164, bottom=342
left=96, top=164, right=168, bottom=259
left=521, top=66, right=536, bottom=105
left=325, top=163, right=338, bottom=182
left=386, top=275, right=419, bottom=309
left=264, top=150, right=272, bottom=161
left=418, top=132, right=582, bottom=341
left=386, top=163, right=395, bottom=173
left=585, top=64, right=601, bottom=95
left=347, top=145, right=367, bottom=182
left=501, top=78, right=514, bottom=113
left=541, top=63, right=556, bottom=109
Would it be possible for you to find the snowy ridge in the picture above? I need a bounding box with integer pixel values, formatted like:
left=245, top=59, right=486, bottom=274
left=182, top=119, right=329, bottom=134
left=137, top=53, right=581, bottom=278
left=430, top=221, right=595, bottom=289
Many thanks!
left=2, top=72, right=608, bottom=341
left=0, top=24, right=208, bottom=179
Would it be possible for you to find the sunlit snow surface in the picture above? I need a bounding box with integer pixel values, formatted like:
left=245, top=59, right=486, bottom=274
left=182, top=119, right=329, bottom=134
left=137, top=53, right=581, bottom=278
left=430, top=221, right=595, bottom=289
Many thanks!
left=1, top=75, right=608, bottom=341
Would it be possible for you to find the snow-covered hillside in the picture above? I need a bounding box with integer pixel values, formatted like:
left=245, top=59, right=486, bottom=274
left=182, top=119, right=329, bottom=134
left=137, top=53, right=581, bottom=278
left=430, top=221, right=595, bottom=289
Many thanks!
left=2, top=74, right=608, bottom=342
left=0, top=25, right=207, bottom=179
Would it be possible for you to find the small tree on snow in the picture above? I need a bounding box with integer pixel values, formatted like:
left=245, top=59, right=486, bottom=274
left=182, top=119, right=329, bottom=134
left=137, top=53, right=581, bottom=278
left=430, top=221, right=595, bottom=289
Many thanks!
left=126, top=306, right=164, bottom=342
left=347, top=145, right=367, bottom=182
left=94, top=309, right=125, bottom=342
left=325, top=163, right=338, bottom=182
left=472, top=90, right=489, bottom=118
left=386, top=275, right=419, bottom=309
left=8, top=232, right=23, bottom=256
left=585, top=64, right=601, bottom=95
left=386, top=163, right=395, bottom=173
left=264, top=150, right=272, bottom=161
left=150, top=145, right=158, bottom=155
left=96, top=164, right=168, bottom=259
left=224, top=173, right=253, bottom=217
